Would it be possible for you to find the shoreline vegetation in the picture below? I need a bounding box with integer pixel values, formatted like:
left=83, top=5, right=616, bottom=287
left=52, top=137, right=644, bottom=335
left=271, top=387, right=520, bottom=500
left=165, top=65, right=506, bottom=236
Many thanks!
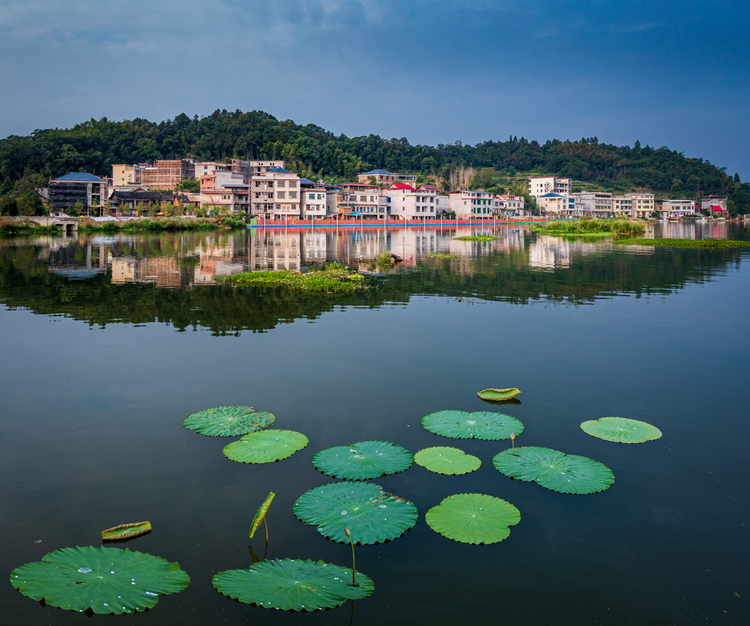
left=616, top=238, right=750, bottom=249
left=78, top=217, right=245, bottom=232
left=0, top=220, right=62, bottom=236
left=453, top=235, right=502, bottom=242
left=214, top=263, right=367, bottom=294
left=536, top=218, right=646, bottom=236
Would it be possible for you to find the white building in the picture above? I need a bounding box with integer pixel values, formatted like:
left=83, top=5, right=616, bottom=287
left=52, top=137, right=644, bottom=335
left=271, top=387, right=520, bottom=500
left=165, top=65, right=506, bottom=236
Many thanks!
left=701, top=195, right=728, bottom=214
left=387, top=184, right=438, bottom=220
left=250, top=167, right=301, bottom=219
left=660, top=199, right=696, bottom=218
left=529, top=176, right=572, bottom=198
left=449, top=190, right=494, bottom=219
left=300, top=179, right=328, bottom=219
left=498, top=193, right=525, bottom=214
left=612, top=193, right=655, bottom=218
left=572, top=192, right=613, bottom=217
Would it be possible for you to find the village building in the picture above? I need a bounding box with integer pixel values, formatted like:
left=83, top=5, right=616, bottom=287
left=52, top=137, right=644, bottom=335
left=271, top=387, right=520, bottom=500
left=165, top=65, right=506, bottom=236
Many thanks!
left=336, top=183, right=388, bottom=218
left=572, top=191, right=613, bottom=217
left=48, top=172, right=108, bottom=216
left=701, top=195, right=729, bottom=217
left=529, top=176, right=572, bottom=198
left=300, top=179, right=328, bottom=219
left=357, top=169, right=417, bottom=186
left=387, top=184, right=438, bottom=220
left=139, top=159, right=195, bottom=190
left=449, top=190, right=494, bottom=219
left=249, top=168, right=301, bottom=219
left=660, top=199, right=696, bottom=218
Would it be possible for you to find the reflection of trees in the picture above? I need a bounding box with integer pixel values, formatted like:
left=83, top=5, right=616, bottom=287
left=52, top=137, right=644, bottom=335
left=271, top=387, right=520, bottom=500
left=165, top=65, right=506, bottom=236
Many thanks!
left=1, top=235, right=746, bottom=334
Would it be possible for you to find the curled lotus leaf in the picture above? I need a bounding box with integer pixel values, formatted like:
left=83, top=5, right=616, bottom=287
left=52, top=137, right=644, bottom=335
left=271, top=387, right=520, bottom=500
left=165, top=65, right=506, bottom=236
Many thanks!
left=493, top=446, right=615, bottom=495
left=182, top=406, right=275, bottom=437
left=422, top=410, right=523, bottom=440
left=223, top=430, right=308, bottom=464
left=414, top=447, right=481, bottom=475
left=312, top=441, right=413, bottom=480
left=425, top=493, right=520, bottom=544
left=249, top=492, right=275, bottom=539
left=581, top=417, right=662, bottom=444
left=10, top=546, right=190, bottom=615
left=213, top=558, right=373, bottom=611
left=477, top=388, right=521, bottom=402
left=294, top=482, right=418, bottom=545
left=101, top=521, right=151, bottom=542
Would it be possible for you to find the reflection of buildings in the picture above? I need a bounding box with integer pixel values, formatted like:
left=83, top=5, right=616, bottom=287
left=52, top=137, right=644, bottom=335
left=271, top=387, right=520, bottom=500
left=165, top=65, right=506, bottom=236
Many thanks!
left=389, top=229, right=439, bottom=259
left=528, top=236, right=573, bottom=270
left=249, top=232, right=301, bottom=271
left=47, top=241, right=108, bottom=279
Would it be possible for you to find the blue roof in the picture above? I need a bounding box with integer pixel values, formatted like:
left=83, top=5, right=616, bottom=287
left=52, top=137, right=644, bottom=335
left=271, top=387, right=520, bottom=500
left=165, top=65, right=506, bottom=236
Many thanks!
left=267, top=167, right=293, bottom=173
left=299, top=178, right=314, bottom=185
left=361, top=169, right=393, bottom=176
left=540, top=192, right=564, bottom=197
left=56, top=172, right=104, bottom=182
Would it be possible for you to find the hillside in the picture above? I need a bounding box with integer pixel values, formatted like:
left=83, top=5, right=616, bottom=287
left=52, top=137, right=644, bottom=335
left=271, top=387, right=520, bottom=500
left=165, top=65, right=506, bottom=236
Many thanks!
left=1, top=109, right=748, bottom=214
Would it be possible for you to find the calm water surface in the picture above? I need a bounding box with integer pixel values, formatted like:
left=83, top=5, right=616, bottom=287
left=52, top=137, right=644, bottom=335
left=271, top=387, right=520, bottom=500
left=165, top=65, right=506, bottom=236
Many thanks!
left=1, top=224, right=748, bottom=625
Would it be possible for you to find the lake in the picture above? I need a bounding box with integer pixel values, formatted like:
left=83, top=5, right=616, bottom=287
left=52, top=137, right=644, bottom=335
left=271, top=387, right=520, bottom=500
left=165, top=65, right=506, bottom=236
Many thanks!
left=1, top=223, right=748, bottom=625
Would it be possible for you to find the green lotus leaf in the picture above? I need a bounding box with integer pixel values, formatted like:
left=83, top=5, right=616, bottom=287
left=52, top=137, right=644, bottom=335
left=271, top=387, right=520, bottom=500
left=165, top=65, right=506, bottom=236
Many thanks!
left=422, top=410, right=523, bottom=440
left=182, top=406, right=275, bottom=437
left=425, top=493, right=520, bottom=544
left=101, top=521, right=151, bottom=542
left=223, top=430, right=308, bottom=464
left=477, top=388, right=521, bottom=401
left=10, top=546, right=189, bottom=615
left=312, top=441, right=413, bottom=480
left=414, top=447, right=481, bottom=475
left=249, top=492, right=275, bottom=539
left=493, top=446, right=615, bottom=494
left=581, top=417, right=663, bottom=444
left=293, top=482, right=418, bottom=545
left=213, top=558, right=373, bottom=611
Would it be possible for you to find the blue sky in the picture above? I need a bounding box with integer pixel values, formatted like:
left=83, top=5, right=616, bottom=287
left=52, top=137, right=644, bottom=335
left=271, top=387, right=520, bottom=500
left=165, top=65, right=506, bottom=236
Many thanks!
left=1, top=0, right=748, bottom=179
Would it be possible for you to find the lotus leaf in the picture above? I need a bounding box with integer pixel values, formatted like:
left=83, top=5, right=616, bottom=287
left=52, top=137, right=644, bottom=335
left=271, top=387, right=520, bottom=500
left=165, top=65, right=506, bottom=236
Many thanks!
left=182, top=406, right=275, bottom=437
left=477, top=388, right=521, bottom=401
left=223, top=430, right=308, bottom=464
left=249, top=492, right=275, bottom=539
left=580, top=417, right=662, bottom=444
left=213, top=559, right=373, bottom=611
left=414, top=447, right=480, bottom=475
left=10, top=546, right=189, bottom=614
left=294, top=482, right=418, bottom=545
left=422, top=410, right=523, bottom=440
left=425, top=493, right=520, bottom=544
left=312, top=441, right=413, bottom=480
left=101, top=521, right=151, bottom=542
left=493, top=446, right=615, bottom=494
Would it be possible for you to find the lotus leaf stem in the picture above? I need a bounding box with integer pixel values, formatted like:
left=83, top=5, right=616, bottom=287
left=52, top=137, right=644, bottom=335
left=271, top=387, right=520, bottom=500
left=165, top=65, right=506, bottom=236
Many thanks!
left=344, top=527, right=356, bottom=586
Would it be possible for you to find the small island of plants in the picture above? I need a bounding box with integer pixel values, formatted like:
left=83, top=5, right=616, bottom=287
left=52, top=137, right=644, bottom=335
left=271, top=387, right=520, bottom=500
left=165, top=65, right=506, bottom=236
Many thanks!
left=427, top=253, right=460, bottom=259
left=452, top=235, right=502, bottom=242
left=537, top=218, right=645, bottom=236
left=616, top=238, right=750, bottom=249
left=215, top=263, right=367, bottom=294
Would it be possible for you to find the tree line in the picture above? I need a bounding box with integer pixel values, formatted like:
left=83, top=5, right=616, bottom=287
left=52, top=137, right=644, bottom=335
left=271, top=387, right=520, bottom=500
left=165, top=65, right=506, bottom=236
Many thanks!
left=1, top=109, right=748, bottom=214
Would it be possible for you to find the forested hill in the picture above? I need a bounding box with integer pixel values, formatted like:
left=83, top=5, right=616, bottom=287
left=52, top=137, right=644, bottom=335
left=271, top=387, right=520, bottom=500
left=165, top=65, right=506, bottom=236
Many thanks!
left=1, top=109, right=748, bottom=213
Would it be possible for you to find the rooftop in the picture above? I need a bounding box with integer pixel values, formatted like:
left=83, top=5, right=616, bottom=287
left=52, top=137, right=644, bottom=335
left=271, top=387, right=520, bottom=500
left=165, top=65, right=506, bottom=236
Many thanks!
left=54, top=172, right=105, bottom=182
left=267, top=167, right=293, bottom=174
left=361, top=169, right=394, bottom=176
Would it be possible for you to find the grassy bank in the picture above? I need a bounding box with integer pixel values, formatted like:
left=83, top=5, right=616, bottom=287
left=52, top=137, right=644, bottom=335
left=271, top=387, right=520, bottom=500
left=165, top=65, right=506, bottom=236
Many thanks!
left=539, top=218, right=645, bottom=236
left=453, top=235, right=502, bottom=241
left=0, top=220, right=62, bottom=236
left=616, top=238, right=750, bottom=249
left=78, top=217, right=245, bottom=232
left=214, top=263, right=367, bottom=294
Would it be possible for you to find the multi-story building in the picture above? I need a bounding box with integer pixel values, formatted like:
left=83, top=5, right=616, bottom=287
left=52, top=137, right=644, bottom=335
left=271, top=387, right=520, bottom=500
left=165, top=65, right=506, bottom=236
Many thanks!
left=232, top=160, right=286, bottom=182
left=612, top=193, right=655, bottom=218
left=112, top=164, right=142, bottom=187
left=249, top=168, right=301, bottom=219
left=572, top=192, right=613, bottom=217
left=387, top=184, right=438, bottom=220
left=336, top=183, right=388, bottom=218
left=139, top=159, right=195, bottom=190
left=300, top=179, right=328, bottom=219
left=357, top=169, right=417, bottom=186
left=449, top=190, right=494, bottom=218
left=48, top=173, right=108, bottom=216
left=497, top=193, right=525, bottom=214
left=529, top=176, right=572, bottom=198
left=701, top=195, right=729, bottom=217
left=536, top=193, right=568, bottom=215
left=660, top=199, right=695, bottom=218
left=194, top=162, right=230, bottom=180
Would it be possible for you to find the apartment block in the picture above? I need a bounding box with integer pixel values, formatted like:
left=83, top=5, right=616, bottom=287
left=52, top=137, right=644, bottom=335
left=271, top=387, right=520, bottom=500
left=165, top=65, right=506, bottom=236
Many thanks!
left=612, top=193, right=655, bottom=218
left=449, top=190, right=494, bottom=218
left=572, top=191, right=613, bottom=217
left=529, top=176, right=572, bottom=198
left=660, top=199, right=695, bottom=217
left=387, top=184, right=438, bottom=220
left=250, top=168, right=301, bottom=219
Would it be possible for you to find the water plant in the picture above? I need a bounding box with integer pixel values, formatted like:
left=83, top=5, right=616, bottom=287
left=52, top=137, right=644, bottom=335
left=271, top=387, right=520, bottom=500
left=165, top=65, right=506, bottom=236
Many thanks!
left=616, top=238, right=750, bottom=249
left=212, top=559, right=373, bottom=611
left=539, top=218, right=645, bottom=236
left=214, top=264, right=367, bottom=293
left=413, top=446, right=481, bottom=475
left=580, top=417, right=662, bottom=443
left=344, top=527, right=356, bottom=585
left=223, top=429, right=309, bottom=464
left=426, top=253, right=460, bottom=259
left=425, top=494, right=521, bottom=545
left=101, top=521, right=151, bottom=542
left=422, top=410, right=524, bottom=440
left=293, top=482, right=418, bottom=545
left=10, top=546, right=190, bottom=614
left=182, top=405, right=275, bottom=437
left=249, top=492, right=275, bottom=541
left=312, top=441, right=413, bottom=480
left=477, top=388, right=521, bottom=401
left=493, top=446, right=615, bottom=494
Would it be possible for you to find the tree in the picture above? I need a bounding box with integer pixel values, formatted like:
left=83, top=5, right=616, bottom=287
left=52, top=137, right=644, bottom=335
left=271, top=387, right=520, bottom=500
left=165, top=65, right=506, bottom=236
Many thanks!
left=177, top=178, right=200, bottom=192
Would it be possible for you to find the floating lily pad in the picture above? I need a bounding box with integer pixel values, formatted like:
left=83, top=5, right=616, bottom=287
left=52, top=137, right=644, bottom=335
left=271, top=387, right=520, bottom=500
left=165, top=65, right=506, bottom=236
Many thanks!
left=312, top=441, right=413, bottom=480
left=581, top=417, right=662, bottom=444
left=422, top=410, right=523, bottom=440
left=10, top=546, right=189, bottom=615
left=249, top=492, right=275, bottom=539
left=223, top=430, right=308, bottom=464
left=294, top=482, right=418, bottom=545
left=414, top=447, right=480, bottom=475
left=493, top=446, right=615, bottom=494
left=213, top=559, right=373, bottom=611
left=182, top=406, right=275, bottom=437
left=477, top=388, right=521, bottom=402
left=425, top=493, right=520, bottom=544
left=101, top=521, right=151, bottom=542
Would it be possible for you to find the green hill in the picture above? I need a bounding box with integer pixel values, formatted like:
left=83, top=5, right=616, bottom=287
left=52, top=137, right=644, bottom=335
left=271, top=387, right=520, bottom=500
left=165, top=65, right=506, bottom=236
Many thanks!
left=1, top=109, right=748, bottom=214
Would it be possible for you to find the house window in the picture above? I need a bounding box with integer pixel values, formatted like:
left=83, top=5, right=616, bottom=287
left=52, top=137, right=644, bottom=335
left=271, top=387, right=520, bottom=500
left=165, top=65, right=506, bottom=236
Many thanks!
left=289, top=191, right=297, bottom=199
left=289, top=181, right=297, bottom=188
left=277, top=181, right=285, bottom=187
left=277, top=191, right=286, bottom=199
